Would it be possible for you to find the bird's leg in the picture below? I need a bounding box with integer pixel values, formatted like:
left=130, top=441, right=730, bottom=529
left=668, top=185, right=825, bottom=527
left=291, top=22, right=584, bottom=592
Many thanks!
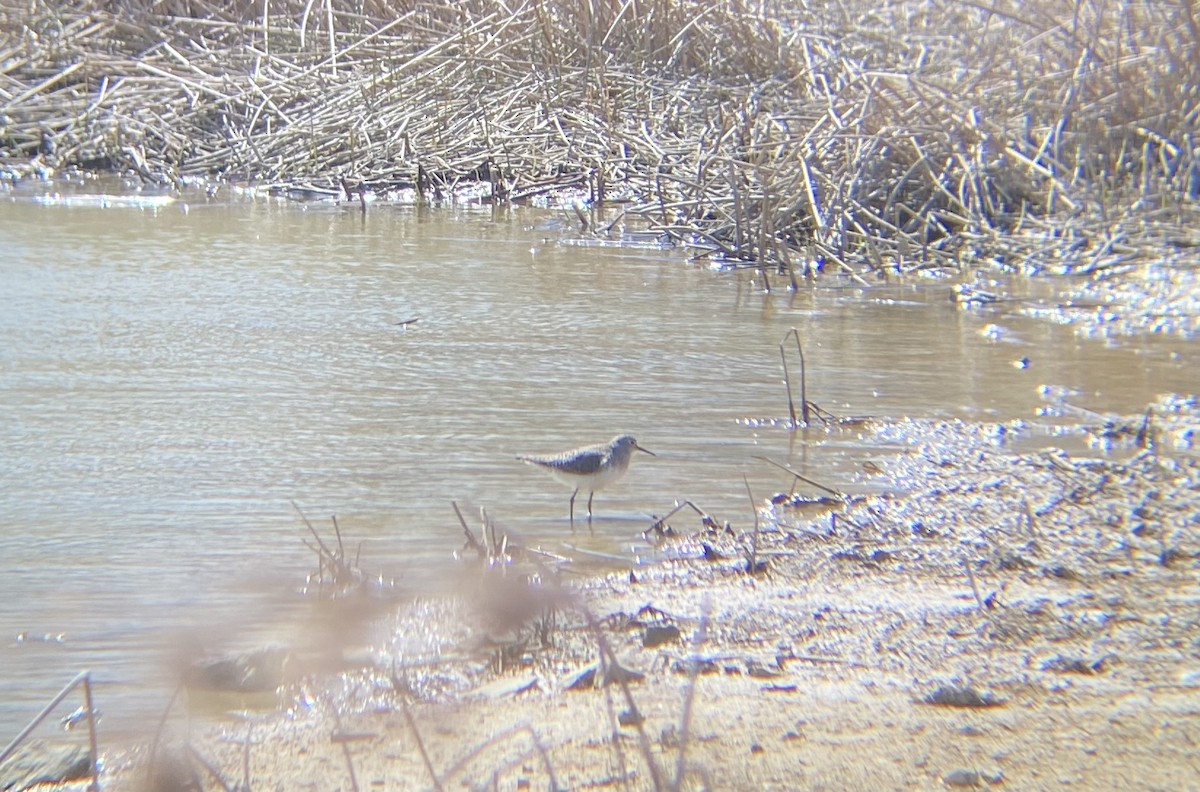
left=569, top=488, right=579, bottom=526
left=587, top=491, right=595, bottom=519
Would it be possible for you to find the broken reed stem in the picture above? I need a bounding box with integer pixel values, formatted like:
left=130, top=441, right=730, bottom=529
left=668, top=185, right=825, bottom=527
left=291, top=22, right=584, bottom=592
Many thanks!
left=791, top=329, right=809, bottom=426
left=779, top=344, right=796, bottom=428
left=332, top=513, right=345, bottom=560
left=292, top=500, right=336, bottom=561
left=755, top=456, right=843, bottom=498
left=649, top=499, right=712, bottom=531
left=452, top=500, right=485, bottom=555
left=744, top=475, right=761, bottom=574
left=779, top=328, right=809, bottom=428
left=484, top=506, right=499, bottom=551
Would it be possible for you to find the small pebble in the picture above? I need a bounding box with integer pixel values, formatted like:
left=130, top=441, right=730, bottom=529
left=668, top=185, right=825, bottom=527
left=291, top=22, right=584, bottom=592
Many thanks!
left=943, top=769, right=980, bottom=787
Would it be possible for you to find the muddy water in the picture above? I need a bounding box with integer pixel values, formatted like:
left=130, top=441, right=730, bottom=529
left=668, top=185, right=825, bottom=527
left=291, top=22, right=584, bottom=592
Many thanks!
left=0, top=184, right=1191, bottom=742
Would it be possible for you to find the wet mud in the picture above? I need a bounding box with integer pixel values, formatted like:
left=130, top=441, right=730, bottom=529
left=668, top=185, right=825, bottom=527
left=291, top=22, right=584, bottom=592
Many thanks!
left=95, top=398, right=1199, bottom=791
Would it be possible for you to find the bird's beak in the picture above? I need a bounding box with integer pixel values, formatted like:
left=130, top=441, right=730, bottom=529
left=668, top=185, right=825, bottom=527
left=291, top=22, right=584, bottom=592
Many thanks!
left=634, top=442, right=656, bottom=457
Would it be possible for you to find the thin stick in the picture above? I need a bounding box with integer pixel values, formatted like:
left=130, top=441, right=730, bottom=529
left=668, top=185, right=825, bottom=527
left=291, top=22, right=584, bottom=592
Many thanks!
left=7, top=61, right=85, bottom=107
left=754, top=456, right=843, bottom=498
left=744, top=475, right=761, bottom=574
left=331, top=513, right=345, bottom=560
left=779, top=344, right=797, bottom=428
left=403, top=703, right=446, bottom=792
left=291, top=500, right=335, bottom=559
left=452, top=501, right=488, bottom=559
left=648, top=500, right=714, bottom=532
left=788, top=328, right=809, bottom=426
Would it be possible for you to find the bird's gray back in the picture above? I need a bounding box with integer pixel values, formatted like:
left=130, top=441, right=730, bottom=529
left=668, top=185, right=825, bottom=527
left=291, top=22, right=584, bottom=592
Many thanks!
left=520, top=447, right=604, bottom=475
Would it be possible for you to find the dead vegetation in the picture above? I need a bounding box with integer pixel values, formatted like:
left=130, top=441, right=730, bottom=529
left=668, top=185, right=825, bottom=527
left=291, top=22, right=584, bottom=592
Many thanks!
left=2, top=0, right=1198, bottom=279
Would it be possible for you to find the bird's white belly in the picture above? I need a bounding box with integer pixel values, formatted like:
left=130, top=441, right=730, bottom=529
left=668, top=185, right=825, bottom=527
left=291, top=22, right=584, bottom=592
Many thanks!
left=547, top=462, right=626, bottom=492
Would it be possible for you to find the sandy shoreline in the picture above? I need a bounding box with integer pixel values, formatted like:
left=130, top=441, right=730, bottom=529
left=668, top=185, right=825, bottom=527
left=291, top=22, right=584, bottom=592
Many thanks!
left=81, top=408, right=1199, bottom=791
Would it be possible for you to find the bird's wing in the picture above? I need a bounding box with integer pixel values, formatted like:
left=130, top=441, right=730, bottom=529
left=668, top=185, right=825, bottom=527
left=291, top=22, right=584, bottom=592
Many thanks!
left=522, top=447, right=606, bottom=475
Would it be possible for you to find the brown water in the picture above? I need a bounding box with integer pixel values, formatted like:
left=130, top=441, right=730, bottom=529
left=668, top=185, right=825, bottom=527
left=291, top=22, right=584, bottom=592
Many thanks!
left=0, top=182, right=1191, bottom=743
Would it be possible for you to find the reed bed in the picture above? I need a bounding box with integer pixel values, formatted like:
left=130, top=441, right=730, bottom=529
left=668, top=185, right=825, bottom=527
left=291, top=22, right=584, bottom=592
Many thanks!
left=2, top=0, right=1197, bottom=277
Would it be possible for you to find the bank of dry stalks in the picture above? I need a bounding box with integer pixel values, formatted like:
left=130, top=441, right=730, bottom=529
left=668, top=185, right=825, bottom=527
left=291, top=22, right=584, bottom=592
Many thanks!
left=2, top=0, right=1199, bottom=276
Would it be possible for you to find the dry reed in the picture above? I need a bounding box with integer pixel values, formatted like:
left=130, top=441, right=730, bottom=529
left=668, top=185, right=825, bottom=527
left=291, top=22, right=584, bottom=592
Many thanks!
left=2, top=0, right=1197, bottom=279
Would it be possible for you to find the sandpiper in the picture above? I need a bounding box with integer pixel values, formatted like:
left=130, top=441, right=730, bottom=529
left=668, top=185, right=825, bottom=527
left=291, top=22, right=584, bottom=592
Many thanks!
left=517, top=434, right=656, bottom=523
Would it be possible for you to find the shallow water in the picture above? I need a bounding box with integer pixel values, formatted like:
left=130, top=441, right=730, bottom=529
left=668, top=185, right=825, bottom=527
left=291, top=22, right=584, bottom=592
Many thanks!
left=0, top=181, right=1191, bottom=742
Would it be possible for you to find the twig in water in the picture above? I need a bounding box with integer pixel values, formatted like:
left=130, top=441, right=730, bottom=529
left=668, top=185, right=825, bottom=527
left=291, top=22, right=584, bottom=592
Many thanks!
left=569, top=201, right=589, bottom=231
left=779, top=328, right=809, bottom=427
left=743, top=475, right=762, bottom=574
left=294, top=501, right=360, bottom=588
left=777, top=345, right=796, bottom=427
left=755, top=456, right=844, bottom=498
left=292, top=500, right=335, bottom=560
left=453, top=501, right=485, bottom=556
left=484, top=506, right=499, bottom=552
left=331, top=513, right=346, bottom=562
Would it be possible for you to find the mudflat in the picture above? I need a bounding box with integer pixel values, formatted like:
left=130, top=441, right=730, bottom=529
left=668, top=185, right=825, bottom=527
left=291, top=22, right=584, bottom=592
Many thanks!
left=98, top=407, right=1198, bottom=791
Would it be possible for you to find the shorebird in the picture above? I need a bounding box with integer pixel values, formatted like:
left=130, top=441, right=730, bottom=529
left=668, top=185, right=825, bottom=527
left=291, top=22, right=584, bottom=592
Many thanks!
left=517, top=434, right=656, bottom=523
